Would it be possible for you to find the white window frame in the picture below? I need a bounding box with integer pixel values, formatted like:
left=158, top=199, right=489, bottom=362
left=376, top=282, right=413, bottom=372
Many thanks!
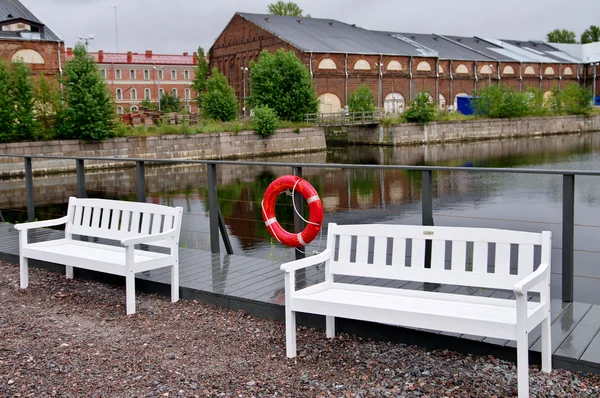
left=158, top=70, right=164, bottom=80
left=116, top=88, right=122, bottom=100
left=131, top=88, right=137, bottom=100
left=100, top=69, right=106, bottom=79
left=117, top=106, right=123, bottom=114
left=172, top=88, right=178, bottom=97
left=131, top=105, right=138, bottom=112
left=184, top=70, right=190, bottom=80
left=185, top=88, right=191, bottom=100
left=171, top=70, right=177, bottom=80
left=144, top=69, right=150, bottom=80
left=159, top=88, right=164, bottom=99
left=145, top=88, right=151, bottom=100
left=115, top=69, right=122, bottom=80
left=130, top=69, right=136, bottom=80
left=185, top=104, right=191, bottom=113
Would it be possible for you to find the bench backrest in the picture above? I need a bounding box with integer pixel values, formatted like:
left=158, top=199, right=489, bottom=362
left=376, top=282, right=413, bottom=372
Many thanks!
left=65, top=197, right=183, bottom=248
left=326, top=223, right=551, bottom=293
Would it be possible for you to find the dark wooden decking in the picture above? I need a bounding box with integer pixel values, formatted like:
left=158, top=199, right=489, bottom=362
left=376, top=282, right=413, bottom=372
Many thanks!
left=1, top=222, right=599, bottom=374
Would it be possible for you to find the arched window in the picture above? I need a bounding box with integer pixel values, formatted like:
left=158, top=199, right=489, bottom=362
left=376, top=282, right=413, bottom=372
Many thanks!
left=387, top=61, right=402, bottom=71
left=116, top=88, right=122, bottom=100
left=524, top=66, right=536, bottom=75
left=159, top=88, right=164, bottom=99
left=480, top=65, right=492, bottom=74
left=438, top=94, right=446, bottom=110
left=544, top=66, right=555, bottom=75
left=354, top=60, right=371, bottom=70
left=185, top=105, right=192, bottom=113
left=144, top=88, right=151, bottom=100
left=172, top=88, right=178, bottom=97
left=117, top=106, right=123, bottom=114
left=438, top=64, right=444, bottom=74
left=185, top=88, right=191, bottom=100
left=455, top=64, right=469, bottom=74
left=503, top=65, right=515, bottom=75
left=563, top=67, right=573, bottom=76
left=130, top=88, right=137, bottom=100
left=416, top=61, right=431, bottom=72
left=131, top=105, right=138, bottom=112
left=11, top=49, right=45, bottom=64
left=318, top=58, right=337, bottom=69
left=318, top=93, right=341, bottom=113
left=384, top=92, right=405, bottom=114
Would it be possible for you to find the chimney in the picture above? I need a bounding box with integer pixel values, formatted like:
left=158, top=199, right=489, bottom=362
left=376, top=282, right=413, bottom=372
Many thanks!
left=145, top=50, right=152, bottom=57
left=98, top=50, right=104, bottom=63
left=127, top=51, right=133, bottom=63
left=67, top=47, right=73, bottom=56
left=193, top=52, right=198, bottom=65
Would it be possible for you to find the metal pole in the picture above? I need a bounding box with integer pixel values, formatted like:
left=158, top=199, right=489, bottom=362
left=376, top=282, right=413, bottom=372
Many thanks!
left=24, top=157, right=34, bottom=222
left=76, top=159, right=87, bottom=198
left=562, top=174, right=575, bottom=302
left=422, top=170, right=434, bottom=269
left=136, top=161, right=146, bottom=203
left=207, top=163, right=220, bottom=254
left=293, top=166, right=305, bottom=261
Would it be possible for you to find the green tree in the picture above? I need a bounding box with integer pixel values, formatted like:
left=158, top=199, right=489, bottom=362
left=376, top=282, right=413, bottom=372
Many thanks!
left=581, top=25, right=600, bottom=44
left=159, top=93, right=182, bottom=113
left=10, top=61, right=36, bottom=141
left=348, top=84, right=375, bottom=113
left=34, top=72, right=62, bottom=139
left=0, top=60, right=14, bottom=142
left=190, top=47, right=209, bottom=108
left=58, top=43, right=115, bottom=141
left=201, top=68, right=238, bottom=121
left=559, top=83, right=593, bottom=115
left=546, top=29, right=577, bottom=44
left=249, top=49, right=318, bottom=122
left=403, top=92, right=435, bottom=123
left=267, top=1, right=305, bottom=16
left=140, top=98, right=157, bottom=110
left=471, top=84, right=529, bottom=119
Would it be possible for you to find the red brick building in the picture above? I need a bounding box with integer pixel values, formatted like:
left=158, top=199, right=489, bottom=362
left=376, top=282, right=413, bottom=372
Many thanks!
left=65, top=49, right=199, bottom=114
left=209, top=13, right=587, bottom=114
left=0, top=0, right=63, bottom=77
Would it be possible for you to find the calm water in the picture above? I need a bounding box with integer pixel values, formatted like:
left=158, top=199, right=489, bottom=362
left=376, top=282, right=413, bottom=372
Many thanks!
left=2, top=132, right=600, bottom=303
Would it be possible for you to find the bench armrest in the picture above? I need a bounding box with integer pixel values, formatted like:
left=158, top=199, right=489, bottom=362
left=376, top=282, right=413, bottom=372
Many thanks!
left=14, top=216, right=69, bottom=231
left=513, top=262, right=549, bottom=295
left=280, top=249, right=332, bottom=273
left=120, top=229, right=178, bottom=246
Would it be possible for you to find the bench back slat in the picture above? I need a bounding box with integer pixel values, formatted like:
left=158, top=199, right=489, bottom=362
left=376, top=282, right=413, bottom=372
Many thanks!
left=66, top=197, right=183, bottom=248
left=327, top=223, right=550, bottom=293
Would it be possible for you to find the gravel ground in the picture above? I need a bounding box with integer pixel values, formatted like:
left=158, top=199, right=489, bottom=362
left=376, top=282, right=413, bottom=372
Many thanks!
left=1, top=261, right=599, bottom=397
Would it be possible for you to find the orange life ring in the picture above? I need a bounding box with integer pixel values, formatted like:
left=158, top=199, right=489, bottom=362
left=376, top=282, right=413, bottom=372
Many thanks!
left=262, top=175, right=324, bottom=248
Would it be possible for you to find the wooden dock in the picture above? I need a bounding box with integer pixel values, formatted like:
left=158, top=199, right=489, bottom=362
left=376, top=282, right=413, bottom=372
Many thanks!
left=1, top=222, right=599, bottom=374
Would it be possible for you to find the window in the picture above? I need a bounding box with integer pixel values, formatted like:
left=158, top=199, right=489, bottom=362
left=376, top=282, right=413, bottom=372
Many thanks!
left=116, top=88, right=122, bottom=100
left=386, top=61, right=402, bottom=71
left=145, top=88, right=151, bottom=100
left=185, top=105, right=192, bottom=113
left=171, top=70, right=177, bottom=80
left=117, top=106, right=123, bottom=114
left=185, top=88, right=191, bottom=99
left=503, top=65, right=515, bottom=75
left=131, top=88, right=137, bottom=100
left=100, top=69, right=106, bottom=79
left=318, top=93, right=341, bottom=113
left=544, top=66, right=555, bottom=75
left=184, top=70, right=190, bottom=80
left=480, top=65, right=492, bottom=75
left=354, top=60, right=371, bottom=70
left=563, top=67, right=573, bottom=76
left=158, top=70, right=164, bottom=80
left=438, top=65, right=444, bottom=74
left=11, top=49, right=44, bottom=64
left=159, top=88, right=164, bottom=99
left=438, top=94, right=446, bottom=110
left=131, top=105, right=138, bottom=112
left=524, top=66, right=536, bottom=75
left=115, top=69, right=122, bottom=80
left=130, top=70, right=136, bottom=80
left=318, top=58, right=337, bottom=69
left=384, top=92, right=405, bottom=114
left=172, top=88, right=178, bottom=97
left=455, top=64, right=468, bottom=74
left=144, top=69, right=150, bottom=80
left=416, top=61, right=431, bottom=72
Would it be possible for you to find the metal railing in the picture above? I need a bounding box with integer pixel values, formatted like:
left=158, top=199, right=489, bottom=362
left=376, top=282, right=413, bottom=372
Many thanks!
left=305, top=111, right=384, bottom=126
left=2, top=153, right=599, bottom=303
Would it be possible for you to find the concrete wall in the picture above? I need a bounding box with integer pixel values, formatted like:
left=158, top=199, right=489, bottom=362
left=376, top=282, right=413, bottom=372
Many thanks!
left=325, top=115, right=600, bottom=146
left=0, top=128, right=327, bottom=177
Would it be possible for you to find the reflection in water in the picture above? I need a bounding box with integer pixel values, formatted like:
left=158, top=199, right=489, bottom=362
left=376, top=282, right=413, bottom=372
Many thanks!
left=2, top=132, right=600, bottom=303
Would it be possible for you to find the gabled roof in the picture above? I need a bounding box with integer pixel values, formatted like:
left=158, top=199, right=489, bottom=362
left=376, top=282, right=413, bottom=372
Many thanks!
left=0, top=0, right=61, bottom=42
left=237, top=12, right=430, bottom=57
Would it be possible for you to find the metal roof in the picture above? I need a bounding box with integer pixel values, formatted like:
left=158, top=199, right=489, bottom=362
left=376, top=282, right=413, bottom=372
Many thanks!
left=237, top=12, right=428, bottom=57
left=439, top=36, right=520, bottom=62
left=551, top=42, right=600, bottom=63
left=499, top=39, right=578, bottom=63
left=0, top=0, right=61, bottom=42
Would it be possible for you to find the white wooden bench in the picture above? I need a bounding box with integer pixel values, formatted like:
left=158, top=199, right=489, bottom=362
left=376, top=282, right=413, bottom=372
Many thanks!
left=15, top=197, right=184, bottom=315
left=281, top=223, right=552, bottom=398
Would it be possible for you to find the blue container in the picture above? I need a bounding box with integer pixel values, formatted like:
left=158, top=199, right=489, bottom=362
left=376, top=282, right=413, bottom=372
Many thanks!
left=457, top=95, right=474, bottom=115
left=594, top=96, right=600, bottom=106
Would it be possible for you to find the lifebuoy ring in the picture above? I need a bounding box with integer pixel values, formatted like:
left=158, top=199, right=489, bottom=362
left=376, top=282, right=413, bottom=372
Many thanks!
left=262, top=175, right=324, bottom=248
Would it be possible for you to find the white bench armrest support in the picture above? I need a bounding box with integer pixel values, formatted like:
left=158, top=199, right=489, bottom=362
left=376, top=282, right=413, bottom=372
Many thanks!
left=513, top=262, right=549, bottom=295
left=280, top=249, right=331, bottom=273
left=120, top=228, right=178, bottom=246
left=14, top=216, right=69, bottom=231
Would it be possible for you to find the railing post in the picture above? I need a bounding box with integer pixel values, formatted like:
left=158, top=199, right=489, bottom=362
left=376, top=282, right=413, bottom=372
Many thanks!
left=207, top=163, right=220, bottom=254
left=422, top=170, right=434, bottom=269
left=24, top=157, right=35, bottom=222
left=76, top=159, right=87, bottom=198
left=136, top=161, right=146, bottom=203
left=562, top=174, right=575, bottom=302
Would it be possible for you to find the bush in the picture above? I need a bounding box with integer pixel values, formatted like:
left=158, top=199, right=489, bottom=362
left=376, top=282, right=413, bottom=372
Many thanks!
left=201, top=68, right=238, bottom=122
left=160, top=93, right=182, bottom=113
left=252, top=105, right=279, bottom=137
left=526, top=87, right=552, bottom=116
left=471, top=85, right=529, bottom=118
left=348, top=84, right=375, bottom=113
left=403, top=92, right=435, bottom=123
left=559, top=83, right=593, bottom=115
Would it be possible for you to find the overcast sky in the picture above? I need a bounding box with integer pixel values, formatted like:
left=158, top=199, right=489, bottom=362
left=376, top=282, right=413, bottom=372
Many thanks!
left=21, top=0, right=599, bottom=54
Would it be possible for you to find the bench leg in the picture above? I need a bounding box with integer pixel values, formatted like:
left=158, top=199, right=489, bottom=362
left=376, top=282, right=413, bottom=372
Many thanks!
left=126, top=271, right=136, bottom=315
left=65, top=266, right=74, bottom=280
left=171, top=261, right=179, bottom=303
left=541, top=316, right=552, bottom=373
left=19, top=256, right=28, bottom=289
left=516, top=332, right=529, bottom=398
left=285, top=308, right=297, bottom=358
left=326, top=316, right=335, bottom=338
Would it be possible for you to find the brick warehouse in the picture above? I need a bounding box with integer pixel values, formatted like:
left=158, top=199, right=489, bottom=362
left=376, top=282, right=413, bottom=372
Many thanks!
left=209, top=12, right=599, bottom=114
left=0, top=0, right=63, bottom=77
